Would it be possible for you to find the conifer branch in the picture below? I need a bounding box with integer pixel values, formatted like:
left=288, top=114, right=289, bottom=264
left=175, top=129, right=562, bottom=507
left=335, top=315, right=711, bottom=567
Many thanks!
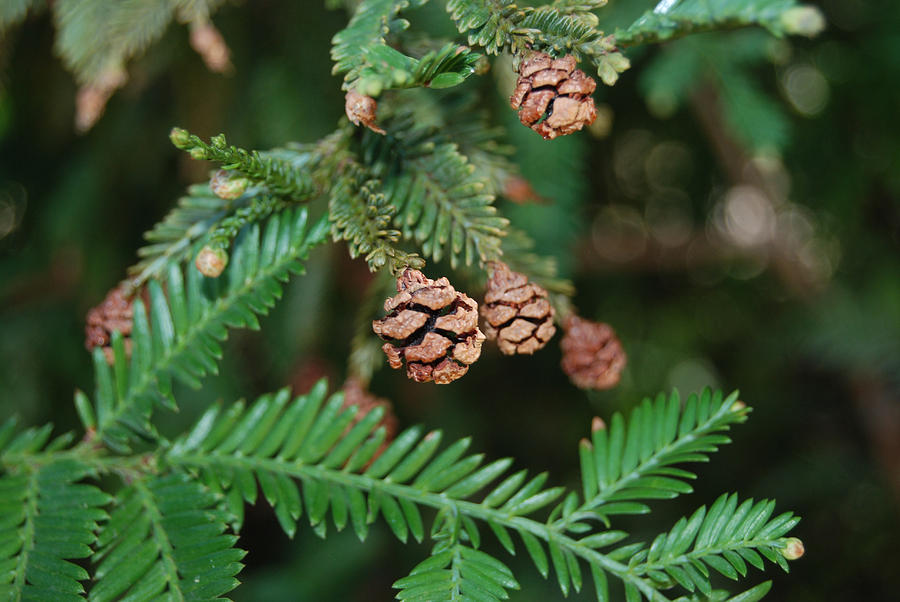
left=568, top=390, right=746, bottom=525
left=131, top=129, right=343, bottom=287
left=162, top=384, right=801, bottom=601
left=92, top=208, right=329, bottom=451
left=0, top=423, right=110, bottom=601
left=89, top=472, right=243, bottom=601
left=129, top=184, right=233, bottom=286
left=621, top=493, right=801, bottom=597
left=168, top=128, right=324, bottom=200
left=446, top=0, right=630, bottom=84
left=615, top=0, right=825, bottom=48
left=358, top=103, right=509, bottom=267
left=329, top=158, right=425, bottom=273
left=1, top=383, right=803, bottom=601
left=332, top=0, right=480, bottom=95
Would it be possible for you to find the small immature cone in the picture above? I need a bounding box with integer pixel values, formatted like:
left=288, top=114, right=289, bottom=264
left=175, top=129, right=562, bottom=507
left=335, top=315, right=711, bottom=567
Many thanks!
left=195, top=246, right=228, bottom=278
left=780, top=537, right=805, bottom=560
left=209, top=169, right=249, bottom=200
left=560, top=315, right=626, bottom=389
left=373, top=269, right=485, bottom=384
left=85, top=282, right=136, bottom=364
left=345, top=89, right=386, bottom=135
left=509, top=52, right=597, bottom=140
left=481, top=262, right=556, bottom=355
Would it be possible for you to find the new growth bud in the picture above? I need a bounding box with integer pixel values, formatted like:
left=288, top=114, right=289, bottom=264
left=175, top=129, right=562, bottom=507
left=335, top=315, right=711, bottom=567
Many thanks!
left=169, top=127, right=192, bottom=148
left=209, top=169, right=249, bottom=200
left=195, top=246, right=228, bottom=278
left=780, top=537, right=805, bottom=560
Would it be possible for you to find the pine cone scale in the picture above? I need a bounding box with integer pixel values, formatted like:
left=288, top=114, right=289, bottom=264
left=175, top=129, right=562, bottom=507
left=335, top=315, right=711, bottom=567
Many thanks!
left=372, top=309, right=430, bottom=340
left=404, top=331, right=453, bottom=363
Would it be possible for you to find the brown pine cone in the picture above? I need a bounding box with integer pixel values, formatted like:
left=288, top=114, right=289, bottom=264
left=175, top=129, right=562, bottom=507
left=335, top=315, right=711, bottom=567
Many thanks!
left=481, top=262, right=556, bottom=355
left=560, top=316, right=626, bottom=389
left=85, top=282, right=136, bottom=363
left=509, top=51, right=597, bottom=140
left=373, top=269, right=485, bottom=384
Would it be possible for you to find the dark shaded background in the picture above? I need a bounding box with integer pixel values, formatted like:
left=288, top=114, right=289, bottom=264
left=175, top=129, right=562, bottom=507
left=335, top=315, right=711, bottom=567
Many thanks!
left=1, top=1, right=898, bottom=600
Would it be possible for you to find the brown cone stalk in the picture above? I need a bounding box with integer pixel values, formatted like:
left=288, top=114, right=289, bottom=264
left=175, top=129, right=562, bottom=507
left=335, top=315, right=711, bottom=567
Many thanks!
left=373, top=269, right=485, bottom=384
left=481, top=262, right=556, bottom=355
left=85, top=282, right=136, bottom=363
left=510, top=51, right=597, bottom=140
left=560, top=316, right=626, bottom=389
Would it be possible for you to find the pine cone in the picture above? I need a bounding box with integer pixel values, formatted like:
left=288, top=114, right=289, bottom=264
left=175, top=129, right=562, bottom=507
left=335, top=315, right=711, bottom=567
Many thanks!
left=509, top=52, right=597, bottom=140
left=481, top=262, right=556, bottom=355
left=85, top=283, right=136, bottom=363
left=373, top=269, right=485, bottom=384
left=560, top=316, right=626, bottom=389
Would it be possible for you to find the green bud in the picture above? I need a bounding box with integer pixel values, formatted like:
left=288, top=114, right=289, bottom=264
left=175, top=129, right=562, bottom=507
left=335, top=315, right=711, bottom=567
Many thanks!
left=169, top=127, right=192, bottom=148
left=210, top=134, right=227, bottom=148
left=195, top=246, right=228, bottom=277
left=780, top=537, right=805, bottom=560
left=190, top=147, right=208, bottom=160
left=209, top=169, right=249, bottom=200
left=730, top=400, right=748, bottom=412
left=780, top=6, right=826, bottom=37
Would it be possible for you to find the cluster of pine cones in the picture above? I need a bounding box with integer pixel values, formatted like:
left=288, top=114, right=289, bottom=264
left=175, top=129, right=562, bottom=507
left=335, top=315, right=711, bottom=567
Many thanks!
left=87, top=50, right=618, bottom=389
left=373, top=265, right=625, bottom=388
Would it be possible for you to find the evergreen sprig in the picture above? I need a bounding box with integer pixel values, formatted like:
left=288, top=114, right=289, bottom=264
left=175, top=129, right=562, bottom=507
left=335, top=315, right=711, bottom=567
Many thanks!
left=169, top=129, right=324, bottom=200
left=159, top=384, right=799, bottom=601
left=87, top=208, right=329, bottom=451
left=574, top=390, right=747, bottom=523
left=0, top=2, right=822, bottom=600
left=0, top=378, right=802, bottom=601
left=329, top=158, right=425, bottom=272
left=0, top=424, right=110, bottom=601
left=331, top=0, right=481, bottom=95
left=358, top=105, right=508, bottom=267
left=89, top=473, right=243, bottom=601
left=445, top=0, right=631, bottom=85
left=624, top=493, right=800, bottom=598
left=131, top=130, right=339, bottom=286
left=615, top=0, right=825, bottom=48
left=129, top=183, right=234, bottom=286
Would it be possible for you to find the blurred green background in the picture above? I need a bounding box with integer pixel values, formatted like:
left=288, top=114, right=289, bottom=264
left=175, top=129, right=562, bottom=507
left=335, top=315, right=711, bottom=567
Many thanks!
left=1, top=1, right=898, bottom=600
